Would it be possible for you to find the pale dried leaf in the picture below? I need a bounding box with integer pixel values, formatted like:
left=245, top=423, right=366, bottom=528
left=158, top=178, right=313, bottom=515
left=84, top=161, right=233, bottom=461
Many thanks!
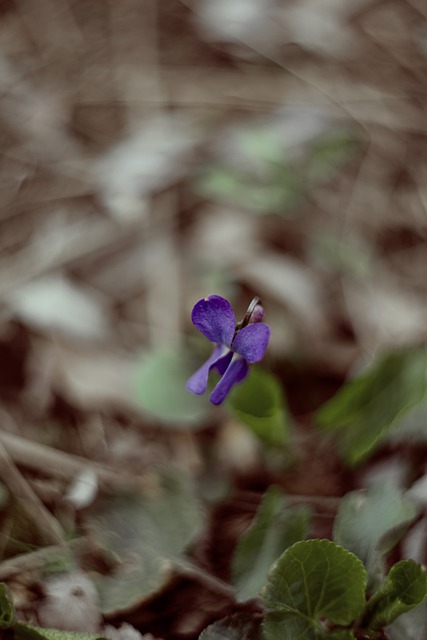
left=344, top=277, right=427, bottom=350
left=194, top=0, right=284, bottom=58
left=103, top=623, right=158, bottom=640
left=64, top=469, right=98, bottom=510
left=8, top=275, right=110, bottom=342
left=37, top=572, right=102, bottom=633
left=406, top=476, right=427, bottom=508
left=239, top=253, right=329, bottom=338
left=97, top=115, right=199, bottom=223
left=51, top=344, right=140, bottom=411
left=402, top=517, right=427, bottom=564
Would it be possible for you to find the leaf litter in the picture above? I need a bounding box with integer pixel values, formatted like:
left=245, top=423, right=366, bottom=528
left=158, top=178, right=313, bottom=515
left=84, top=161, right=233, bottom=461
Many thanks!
left=0, top=0, right=427, bottom=639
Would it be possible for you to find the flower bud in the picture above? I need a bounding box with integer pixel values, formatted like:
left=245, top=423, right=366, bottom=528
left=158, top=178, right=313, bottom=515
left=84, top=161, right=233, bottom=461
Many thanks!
left=249, top=303, right=264, bottom=324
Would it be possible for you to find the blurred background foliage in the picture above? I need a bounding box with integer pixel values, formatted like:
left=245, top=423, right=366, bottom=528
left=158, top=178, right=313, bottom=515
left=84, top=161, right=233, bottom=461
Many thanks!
left=0, top=0, right=426, bottom=428
left=1, top=0, right=427, bottom=637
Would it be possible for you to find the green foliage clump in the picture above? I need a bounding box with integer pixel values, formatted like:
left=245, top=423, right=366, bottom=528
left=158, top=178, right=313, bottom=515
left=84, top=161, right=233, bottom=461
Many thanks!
left=315, top=347, right=427, bottom=465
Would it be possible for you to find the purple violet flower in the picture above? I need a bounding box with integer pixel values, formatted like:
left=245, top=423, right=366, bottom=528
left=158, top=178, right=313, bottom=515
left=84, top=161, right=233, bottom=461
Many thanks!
left=186, top=295, right=270, bottom=405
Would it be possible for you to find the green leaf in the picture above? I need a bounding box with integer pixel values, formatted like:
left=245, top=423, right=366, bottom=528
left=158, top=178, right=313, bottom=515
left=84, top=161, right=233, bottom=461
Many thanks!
left=16, top=625, right=107, bottom=640
left=386, top=600, right=427, bottom=640
left=228, top=368, right=290, bottom=447
left=315, top=348, right=427, bottom=465
left=263, top=613, right=315, bottom=640
left=240, top=129, right=285, bottom=164
left=365, top=560, right=427, bottom=629
left=196, top=166, right=302, bottom=215
left=0, top=494, right=65, bottom=559
left=135, top=347, right=210, bottom=425
left=199, top=613, right=263, bottom=640
left=263, top=614, right=356, bottom=640
left=0, top=583, right=15, bottom=628
left=262, top=539, right=367, bottom=639
left=309, top=233, right=371, bottom=279
left=197, top=167, right=240, bottom=198
left=86, top=472, right=203, bottom=614
left=306, top=129, right=360, bottom=183
left=388, top=393, right=427, bottom=444
left=231, top=486, right=310, bottom=601
left=333, top=484, right=418, bottom=577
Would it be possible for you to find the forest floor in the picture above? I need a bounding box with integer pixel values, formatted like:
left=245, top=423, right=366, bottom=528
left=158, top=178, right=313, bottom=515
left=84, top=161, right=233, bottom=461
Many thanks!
left=0, top=1, right=427, bottom=639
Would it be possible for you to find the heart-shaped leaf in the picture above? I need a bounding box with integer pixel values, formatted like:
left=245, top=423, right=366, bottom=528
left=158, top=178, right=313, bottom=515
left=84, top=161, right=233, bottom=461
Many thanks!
left=232, top=486, right=310, bottom=601
left=135, top=348, right=210, bottom=425
left=262, top=539, right=367, bottom=640
left=86, top=472, right=202, bottom=614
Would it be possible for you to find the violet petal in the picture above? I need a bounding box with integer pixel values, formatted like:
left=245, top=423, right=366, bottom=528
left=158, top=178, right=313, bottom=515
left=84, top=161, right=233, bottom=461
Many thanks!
left=191, top=295, right=235, bottom=346
left=232, top=323, right=270, bottom=363
left=209, top=355, right=249, bottom=405
left=186, top=345, right=230, bottom=395
left=215, top=351, right=233, bottom=375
